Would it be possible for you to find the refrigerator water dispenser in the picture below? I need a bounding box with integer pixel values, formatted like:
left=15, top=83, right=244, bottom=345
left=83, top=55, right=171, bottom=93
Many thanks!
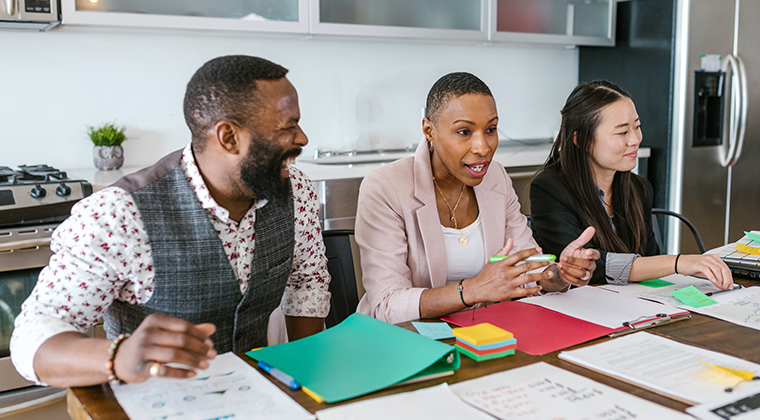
left=692, top=71, right=725, bottom=147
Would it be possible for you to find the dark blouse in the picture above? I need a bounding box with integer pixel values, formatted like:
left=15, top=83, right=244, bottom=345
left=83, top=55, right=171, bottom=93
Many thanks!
left=529, top=166, right=660, bottom=285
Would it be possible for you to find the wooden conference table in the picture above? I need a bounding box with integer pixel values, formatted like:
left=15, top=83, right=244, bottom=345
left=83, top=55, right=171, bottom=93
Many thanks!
left=68, top=278, right=760, bottom=419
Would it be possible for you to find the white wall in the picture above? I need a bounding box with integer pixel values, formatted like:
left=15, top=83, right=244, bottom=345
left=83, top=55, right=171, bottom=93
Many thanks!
left=0, top=26, right=578, bottom=169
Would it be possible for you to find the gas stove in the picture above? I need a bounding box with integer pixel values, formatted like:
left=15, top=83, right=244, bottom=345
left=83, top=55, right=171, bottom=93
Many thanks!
left=0, top=165, right=92, bottom=228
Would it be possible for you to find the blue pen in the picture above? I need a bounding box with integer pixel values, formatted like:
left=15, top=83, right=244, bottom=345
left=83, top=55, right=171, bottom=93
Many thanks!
left=257, top=361, right=301, bottom=390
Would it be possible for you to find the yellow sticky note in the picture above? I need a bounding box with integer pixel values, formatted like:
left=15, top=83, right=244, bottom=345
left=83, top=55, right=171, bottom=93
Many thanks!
left=735, top=243, right=760, bottom=255
left=452, top=323, right=513, bottom=346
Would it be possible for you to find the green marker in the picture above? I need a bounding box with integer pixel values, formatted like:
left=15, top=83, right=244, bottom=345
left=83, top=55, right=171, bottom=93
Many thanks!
left=489, top=254, right=556, bottom=263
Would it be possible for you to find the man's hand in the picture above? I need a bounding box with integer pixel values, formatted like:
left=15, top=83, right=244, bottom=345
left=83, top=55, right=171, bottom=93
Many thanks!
left=557, top=226, right=601, bottom=287
left=114, top=314, right=217, bottom=383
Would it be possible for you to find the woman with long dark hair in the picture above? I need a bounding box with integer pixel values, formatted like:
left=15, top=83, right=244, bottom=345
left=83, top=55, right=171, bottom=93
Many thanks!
left=531, top=80, right=733, bottom=288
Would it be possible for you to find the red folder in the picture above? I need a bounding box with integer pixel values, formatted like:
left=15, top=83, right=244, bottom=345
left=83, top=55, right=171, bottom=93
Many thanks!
left=442, top=301, right=622, bottom=355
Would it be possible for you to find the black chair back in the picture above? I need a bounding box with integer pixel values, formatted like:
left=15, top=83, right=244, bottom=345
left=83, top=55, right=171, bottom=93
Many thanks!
left=323, top=229, right=360, bottom=328
left=651, top=208, right=707, bottom=254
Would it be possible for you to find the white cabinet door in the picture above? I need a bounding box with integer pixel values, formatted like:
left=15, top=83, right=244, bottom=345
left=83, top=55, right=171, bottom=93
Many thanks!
left=309, top=0, right=487, bottom=41
left=490, top=0, right=616, bottom=46
left=60, top=0, right=309, bottom=33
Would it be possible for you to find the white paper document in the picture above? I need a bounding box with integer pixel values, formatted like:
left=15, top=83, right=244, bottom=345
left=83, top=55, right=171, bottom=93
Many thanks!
left=449, top=362, right=691, bottom=420
left=559, top=332, right=760, bottom=404
left=688, top=287, right=760, bottom=330
left=110, top=352, right=313, bottom=420
left=605, top=277, right=760, bottom=331
left=315, top=383, right=493, bottom=420
left=520, top=285, right=683, bottom=329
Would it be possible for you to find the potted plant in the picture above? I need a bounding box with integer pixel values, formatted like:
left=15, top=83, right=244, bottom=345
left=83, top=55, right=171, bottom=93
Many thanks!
left=88, top=122, right=127, bottom=170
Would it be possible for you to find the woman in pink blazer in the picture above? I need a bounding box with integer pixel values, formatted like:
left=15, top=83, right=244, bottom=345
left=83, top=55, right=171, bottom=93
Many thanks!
left=355, top=72, right=601, bottom=324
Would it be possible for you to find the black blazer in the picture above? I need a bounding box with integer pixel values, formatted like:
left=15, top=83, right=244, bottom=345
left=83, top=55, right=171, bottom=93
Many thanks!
left=529, top=166, right=660, bottom=285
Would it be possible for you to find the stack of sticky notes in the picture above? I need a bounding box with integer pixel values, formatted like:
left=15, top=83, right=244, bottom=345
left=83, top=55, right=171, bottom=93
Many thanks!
left=452, top=323, right=516, bottom=361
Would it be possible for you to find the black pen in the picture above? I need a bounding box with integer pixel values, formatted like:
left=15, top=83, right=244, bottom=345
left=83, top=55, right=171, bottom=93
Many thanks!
left=705, top=284, right=744, bottom=296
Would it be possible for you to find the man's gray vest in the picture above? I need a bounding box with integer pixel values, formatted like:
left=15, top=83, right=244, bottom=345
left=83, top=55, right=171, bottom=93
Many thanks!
left=103, top=150, right=294, bottom=352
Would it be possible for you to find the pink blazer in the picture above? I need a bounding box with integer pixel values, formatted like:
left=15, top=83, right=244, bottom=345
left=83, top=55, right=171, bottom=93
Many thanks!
left=355, top=140, right=537, bottom=324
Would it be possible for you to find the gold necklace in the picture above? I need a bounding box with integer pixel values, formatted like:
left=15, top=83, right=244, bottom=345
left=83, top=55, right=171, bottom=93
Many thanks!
left=433, top=176, right=468, bottom=245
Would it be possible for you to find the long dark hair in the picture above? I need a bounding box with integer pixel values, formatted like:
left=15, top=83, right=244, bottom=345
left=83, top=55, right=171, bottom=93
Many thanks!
left=543, top=80, right=647, bottom=254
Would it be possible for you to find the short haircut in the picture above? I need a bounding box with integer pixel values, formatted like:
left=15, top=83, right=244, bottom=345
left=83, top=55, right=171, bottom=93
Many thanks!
left=425, top=72, right=493, bottom=124
left=183, top=55, right=289, bottom=150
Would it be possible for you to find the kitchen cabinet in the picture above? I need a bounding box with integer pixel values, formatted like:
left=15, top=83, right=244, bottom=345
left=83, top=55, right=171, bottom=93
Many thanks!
left=490, top=0, right=616, bottom=46
left=309, top=0, right=487, bottom=42
left=60, top=0, right=309, bottom=34
left=59, top=0, right=614, bottom=47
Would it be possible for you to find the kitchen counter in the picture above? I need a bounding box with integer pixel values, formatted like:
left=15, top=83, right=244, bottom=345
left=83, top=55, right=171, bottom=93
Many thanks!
left=66, top=144, right=566, bottom=191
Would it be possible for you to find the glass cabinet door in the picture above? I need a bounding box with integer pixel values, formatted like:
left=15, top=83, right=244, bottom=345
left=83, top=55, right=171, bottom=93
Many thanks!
left=310, top=0, right=487, bottom=41
left=491, top=0, right=615, bottom=46
left=61, top=0, right=309, bottom=33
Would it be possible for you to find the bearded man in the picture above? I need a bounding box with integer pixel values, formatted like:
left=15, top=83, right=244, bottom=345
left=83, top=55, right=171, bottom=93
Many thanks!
left=10, top=55, right=331, bottom=387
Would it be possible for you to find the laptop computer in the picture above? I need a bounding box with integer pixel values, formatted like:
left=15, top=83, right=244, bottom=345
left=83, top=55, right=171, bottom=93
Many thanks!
left=706, top=232, right=760, bottom=280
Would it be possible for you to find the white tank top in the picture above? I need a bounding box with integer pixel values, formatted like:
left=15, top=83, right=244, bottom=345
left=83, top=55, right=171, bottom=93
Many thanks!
left=442, top=214, right=486, bottom=284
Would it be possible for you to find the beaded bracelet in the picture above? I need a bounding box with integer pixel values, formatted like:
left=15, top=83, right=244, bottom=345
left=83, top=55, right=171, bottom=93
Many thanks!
left=105, top=333, right=130, bottom=384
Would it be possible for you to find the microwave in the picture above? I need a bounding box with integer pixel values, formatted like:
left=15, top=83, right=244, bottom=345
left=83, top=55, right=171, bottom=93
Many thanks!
left=0, top=0, right=59, bottom=31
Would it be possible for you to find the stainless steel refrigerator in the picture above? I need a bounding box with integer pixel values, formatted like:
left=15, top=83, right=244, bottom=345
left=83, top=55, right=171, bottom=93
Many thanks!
left=578, top=0, right=759, bottom=254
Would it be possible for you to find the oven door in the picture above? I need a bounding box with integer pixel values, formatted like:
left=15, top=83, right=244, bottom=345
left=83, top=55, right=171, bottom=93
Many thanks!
left=0, top=267, right=42, bottom=392
left=0, top=225, right=67, bottom=418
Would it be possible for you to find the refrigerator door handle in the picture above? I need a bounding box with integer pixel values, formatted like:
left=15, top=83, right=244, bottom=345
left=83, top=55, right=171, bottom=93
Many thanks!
left=729, top=55, right=748, bottom=166
left=720, top=54, right=742, bottom=167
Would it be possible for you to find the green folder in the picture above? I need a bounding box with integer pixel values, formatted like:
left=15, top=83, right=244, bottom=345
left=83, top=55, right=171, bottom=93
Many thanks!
left=246, top=313, right=460, bottom=403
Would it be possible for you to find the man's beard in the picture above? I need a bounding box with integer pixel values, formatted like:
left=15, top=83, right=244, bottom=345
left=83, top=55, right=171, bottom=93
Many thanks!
left=239, top=133, right=301, bottom=202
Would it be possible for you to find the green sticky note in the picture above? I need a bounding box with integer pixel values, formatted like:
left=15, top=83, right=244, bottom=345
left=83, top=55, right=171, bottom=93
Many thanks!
left=246, top=313, right=459, bottom=403
left=744, top=231, right=760, bottom=243
left=669, top=285, right=718, bottom=308
left=638, top=278, right=675, bottom=288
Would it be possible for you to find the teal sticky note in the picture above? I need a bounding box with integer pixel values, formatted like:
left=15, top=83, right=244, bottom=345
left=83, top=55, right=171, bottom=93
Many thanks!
left=744, top=231, right=760, bottom=243
left=670, top=285, right=718, bottom=308
left=412, top=322, right=454, bottom=340
left=638, top=278, right=675, bottom=288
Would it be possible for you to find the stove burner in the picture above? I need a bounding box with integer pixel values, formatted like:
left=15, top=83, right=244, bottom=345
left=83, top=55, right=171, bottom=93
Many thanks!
left=0, top=167, right=22, bottom=184
left=0, top=165, right=70, bottom=185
